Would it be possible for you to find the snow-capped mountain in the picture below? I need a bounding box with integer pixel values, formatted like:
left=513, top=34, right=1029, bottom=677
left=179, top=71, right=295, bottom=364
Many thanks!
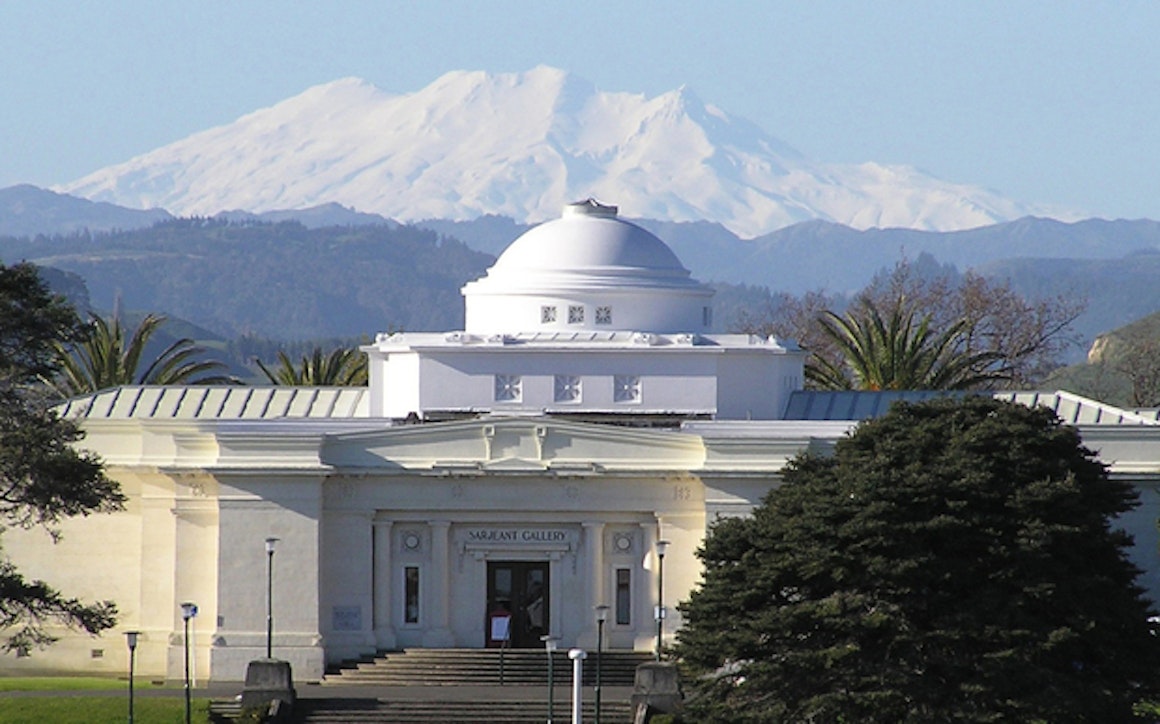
left=58, top=67, right=1066, bottom=237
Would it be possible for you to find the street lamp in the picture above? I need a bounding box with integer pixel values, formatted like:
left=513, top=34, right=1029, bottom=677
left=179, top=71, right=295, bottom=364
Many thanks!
left=655, top=539, right=670, bottom=661
left=125, top=631, right=139, bottom=724
left=180, top=602, right=198, bottom=724
left=541, top=634, right=560, bottom=724
left=568, top=648, right=587, bottom=724
left=265, top=537, right=279, bottom=659
left=594, top=604, right=610, bottom=724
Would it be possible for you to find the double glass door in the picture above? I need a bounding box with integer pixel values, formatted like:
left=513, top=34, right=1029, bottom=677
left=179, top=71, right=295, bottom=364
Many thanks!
left=486, top=561, right=549, bottom=648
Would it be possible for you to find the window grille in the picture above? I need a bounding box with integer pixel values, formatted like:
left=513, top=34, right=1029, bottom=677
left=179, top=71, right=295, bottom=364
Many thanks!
left=554, top=375, right=581, bottom=403
left=495, top=374, right=522, bottom=402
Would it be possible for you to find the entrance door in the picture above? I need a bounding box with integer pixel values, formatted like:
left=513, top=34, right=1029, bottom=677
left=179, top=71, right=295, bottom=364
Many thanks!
left=486, top=561, right=549, bottom=648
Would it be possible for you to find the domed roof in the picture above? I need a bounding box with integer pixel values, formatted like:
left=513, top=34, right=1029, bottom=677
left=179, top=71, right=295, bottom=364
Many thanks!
left=466, top=200, right=703, bottom=293
left=488, top=199, right=690, bottom=282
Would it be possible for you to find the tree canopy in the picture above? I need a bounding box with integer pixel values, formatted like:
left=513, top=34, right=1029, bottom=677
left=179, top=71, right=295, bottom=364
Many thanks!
left=254, top=346, right=368, bottom=386
left=805, top=296, right=1006, bottom=390
left=0, top=263, right=124, bottom=654
left=736, top=256, right=1083, bottom=390
left=677, top=396, right=1160, bottom=722
left=51, top=312, right=235, bottom=396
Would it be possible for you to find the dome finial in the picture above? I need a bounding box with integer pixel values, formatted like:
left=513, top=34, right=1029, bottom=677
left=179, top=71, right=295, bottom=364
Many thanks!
left=564, top=198, right=618, bottom=218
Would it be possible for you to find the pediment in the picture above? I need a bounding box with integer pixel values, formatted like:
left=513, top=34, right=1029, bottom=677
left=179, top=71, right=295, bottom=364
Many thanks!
left=320, top=416, right=704, bottom=472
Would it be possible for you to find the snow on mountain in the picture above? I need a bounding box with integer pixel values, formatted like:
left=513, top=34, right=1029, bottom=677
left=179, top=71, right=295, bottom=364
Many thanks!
left=57, top=67, right=1067, bottom=237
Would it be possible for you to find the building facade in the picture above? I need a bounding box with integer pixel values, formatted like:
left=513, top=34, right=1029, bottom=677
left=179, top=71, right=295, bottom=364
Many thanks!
left=5, top=201, right=1160, bottom=682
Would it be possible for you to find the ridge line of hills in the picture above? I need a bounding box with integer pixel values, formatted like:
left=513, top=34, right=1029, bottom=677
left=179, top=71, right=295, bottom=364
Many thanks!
left=4, top=183, right=1160, bottom=376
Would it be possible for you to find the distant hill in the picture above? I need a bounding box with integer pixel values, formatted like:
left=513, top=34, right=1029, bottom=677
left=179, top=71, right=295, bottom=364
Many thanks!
left=981, top=250, right=1160, bottom=350
left=1043, top=304, right=1160, bottom=407
left=419, top=213, right=1160, bottom=294
left=0, top=219, right=492, bottom=340
left=0, top=184, right=173, bottom=237
left=7, top=193, right=1160, bottom=364
left=2, top=185, right=400, bottom=237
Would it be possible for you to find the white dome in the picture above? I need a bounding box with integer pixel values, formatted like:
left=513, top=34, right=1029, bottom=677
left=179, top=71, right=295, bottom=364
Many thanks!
left=462, top=200, right=714, bottom=334
left=489, top=200, right=691, bottom=284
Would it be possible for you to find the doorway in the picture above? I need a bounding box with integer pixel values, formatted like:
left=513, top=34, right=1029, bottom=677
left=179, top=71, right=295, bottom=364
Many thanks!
left=486, top=561, right=549, bottom=648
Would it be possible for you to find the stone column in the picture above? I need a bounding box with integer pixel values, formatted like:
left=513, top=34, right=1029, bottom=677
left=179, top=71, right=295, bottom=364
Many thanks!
left=640, top=520, right=659, bottom=647
left=372, top=520, right=396, bottom=650
left=582, top=521, right=605, bottom=648
left=423, top=520, right=455, bottom=646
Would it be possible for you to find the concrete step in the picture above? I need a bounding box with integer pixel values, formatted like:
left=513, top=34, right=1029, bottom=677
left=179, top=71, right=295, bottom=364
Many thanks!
left=297, top=699, right=635, bottom=723
left=211, top=698, right=635, bottom=724
left=325, top=648, right=652, bottom=687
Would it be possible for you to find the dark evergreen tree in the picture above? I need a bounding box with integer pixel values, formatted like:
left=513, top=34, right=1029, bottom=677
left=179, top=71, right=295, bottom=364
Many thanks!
left=0, top=263, right=124, bottom=654
left=677, top=396, right=1160, bottom=723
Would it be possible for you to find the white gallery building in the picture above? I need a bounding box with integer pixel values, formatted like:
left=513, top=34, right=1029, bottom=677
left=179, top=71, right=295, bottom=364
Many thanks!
left=6, top=200, right=1160, bottom=682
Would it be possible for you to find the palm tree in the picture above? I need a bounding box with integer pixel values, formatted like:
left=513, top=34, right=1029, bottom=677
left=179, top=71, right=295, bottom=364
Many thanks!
left=52, top=313, right=235, bottom=396
left=806, top=297, right=1007, bottom=391
left=254, top=346, right=368, bottom=386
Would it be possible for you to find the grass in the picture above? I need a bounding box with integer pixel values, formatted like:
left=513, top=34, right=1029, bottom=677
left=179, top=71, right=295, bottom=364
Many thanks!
left=0, top=697, right=212, bottom=723
left=0, top=678, right=213, bottom=723
left=0, top=676, right=129, bottom=691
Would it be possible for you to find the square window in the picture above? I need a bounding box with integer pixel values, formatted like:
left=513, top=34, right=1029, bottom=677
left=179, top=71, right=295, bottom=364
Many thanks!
left=614, top=375, right=641, bottom=403
left=568, top=305, right=584, bottom=324
left=541, top=305, right=557, bottom=323
left=495, top=374, right=521, bottom=402
left=554, top=375, right=581, bottom=403
left=595, top=306, right=612, bottom=325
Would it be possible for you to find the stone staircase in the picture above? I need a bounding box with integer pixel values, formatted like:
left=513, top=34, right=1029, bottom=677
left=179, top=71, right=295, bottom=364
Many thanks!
left=295, top=698, right=634, bottom=723
left=324, top=648, right=653, bottom=687
left=209, top=649, right=653, bottom=722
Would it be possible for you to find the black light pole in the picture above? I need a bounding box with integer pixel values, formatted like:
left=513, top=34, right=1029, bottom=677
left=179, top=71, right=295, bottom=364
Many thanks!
left=180, top=602, right=197, bottom=724
left=125, top=631, right=139, bottom=724
left=541, top=634, right=559, bottom=724
left=265, top=537, right=279, bottom=659
left=594, top=604, right=609, bottom=724
left=655, top=540, right=669, bottom=661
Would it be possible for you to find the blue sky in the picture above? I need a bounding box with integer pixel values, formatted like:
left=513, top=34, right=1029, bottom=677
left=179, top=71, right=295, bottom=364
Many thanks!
left=2, top=1, right=1157, bottom=220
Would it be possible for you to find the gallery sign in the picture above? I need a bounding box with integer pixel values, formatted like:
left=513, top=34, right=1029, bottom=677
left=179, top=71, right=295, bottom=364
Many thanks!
left=461, top=527, right=576, bottom=546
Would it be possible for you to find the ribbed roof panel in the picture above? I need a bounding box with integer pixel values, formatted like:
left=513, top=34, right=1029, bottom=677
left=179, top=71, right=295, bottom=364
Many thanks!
left=784, top=390, right=1158, bottom=426
left=59, top=386, right=370, bottom=420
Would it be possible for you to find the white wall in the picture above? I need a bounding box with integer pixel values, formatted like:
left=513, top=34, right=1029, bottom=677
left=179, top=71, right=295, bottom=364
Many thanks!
left=465, top=288, right=712, bottom=335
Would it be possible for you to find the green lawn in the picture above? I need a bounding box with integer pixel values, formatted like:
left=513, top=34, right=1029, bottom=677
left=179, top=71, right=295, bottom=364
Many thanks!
left=0, top=679, right=212, bottom=723
left=0, top=697, right=211, bottom=723
left=0, top=676, right=128, bottom=692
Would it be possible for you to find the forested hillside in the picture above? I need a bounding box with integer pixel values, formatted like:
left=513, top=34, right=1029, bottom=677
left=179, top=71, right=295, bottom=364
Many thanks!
left=0, top=219, right=494, bottom=340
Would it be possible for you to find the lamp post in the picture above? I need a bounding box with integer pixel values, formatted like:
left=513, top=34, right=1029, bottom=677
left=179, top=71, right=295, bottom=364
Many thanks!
left=594, top=605, right=609, bottom=724
left=180, top=602, right=198, bottom=724
left=569, top=648, right=587, bottom=724
left=541, top=634, right=560, bottom=724
left=125, top=631, right=139, bottom=724
left=265, top=537, right=279, bottom=659
left=655, top=539, right=669, bottom=661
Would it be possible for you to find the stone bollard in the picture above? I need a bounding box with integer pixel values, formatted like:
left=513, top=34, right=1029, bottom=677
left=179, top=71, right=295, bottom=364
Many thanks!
left=240, top=658, right=296, bottom=717
left=630, top=661, right=682, bottom=716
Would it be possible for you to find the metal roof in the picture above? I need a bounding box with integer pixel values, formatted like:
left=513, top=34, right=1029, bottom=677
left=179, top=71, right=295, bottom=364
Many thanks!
left=783, top=389, right=1160, bottom=426
left=58, top=386, right=370, bottom=420
left=62, top=385, right=1155, bottom=428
